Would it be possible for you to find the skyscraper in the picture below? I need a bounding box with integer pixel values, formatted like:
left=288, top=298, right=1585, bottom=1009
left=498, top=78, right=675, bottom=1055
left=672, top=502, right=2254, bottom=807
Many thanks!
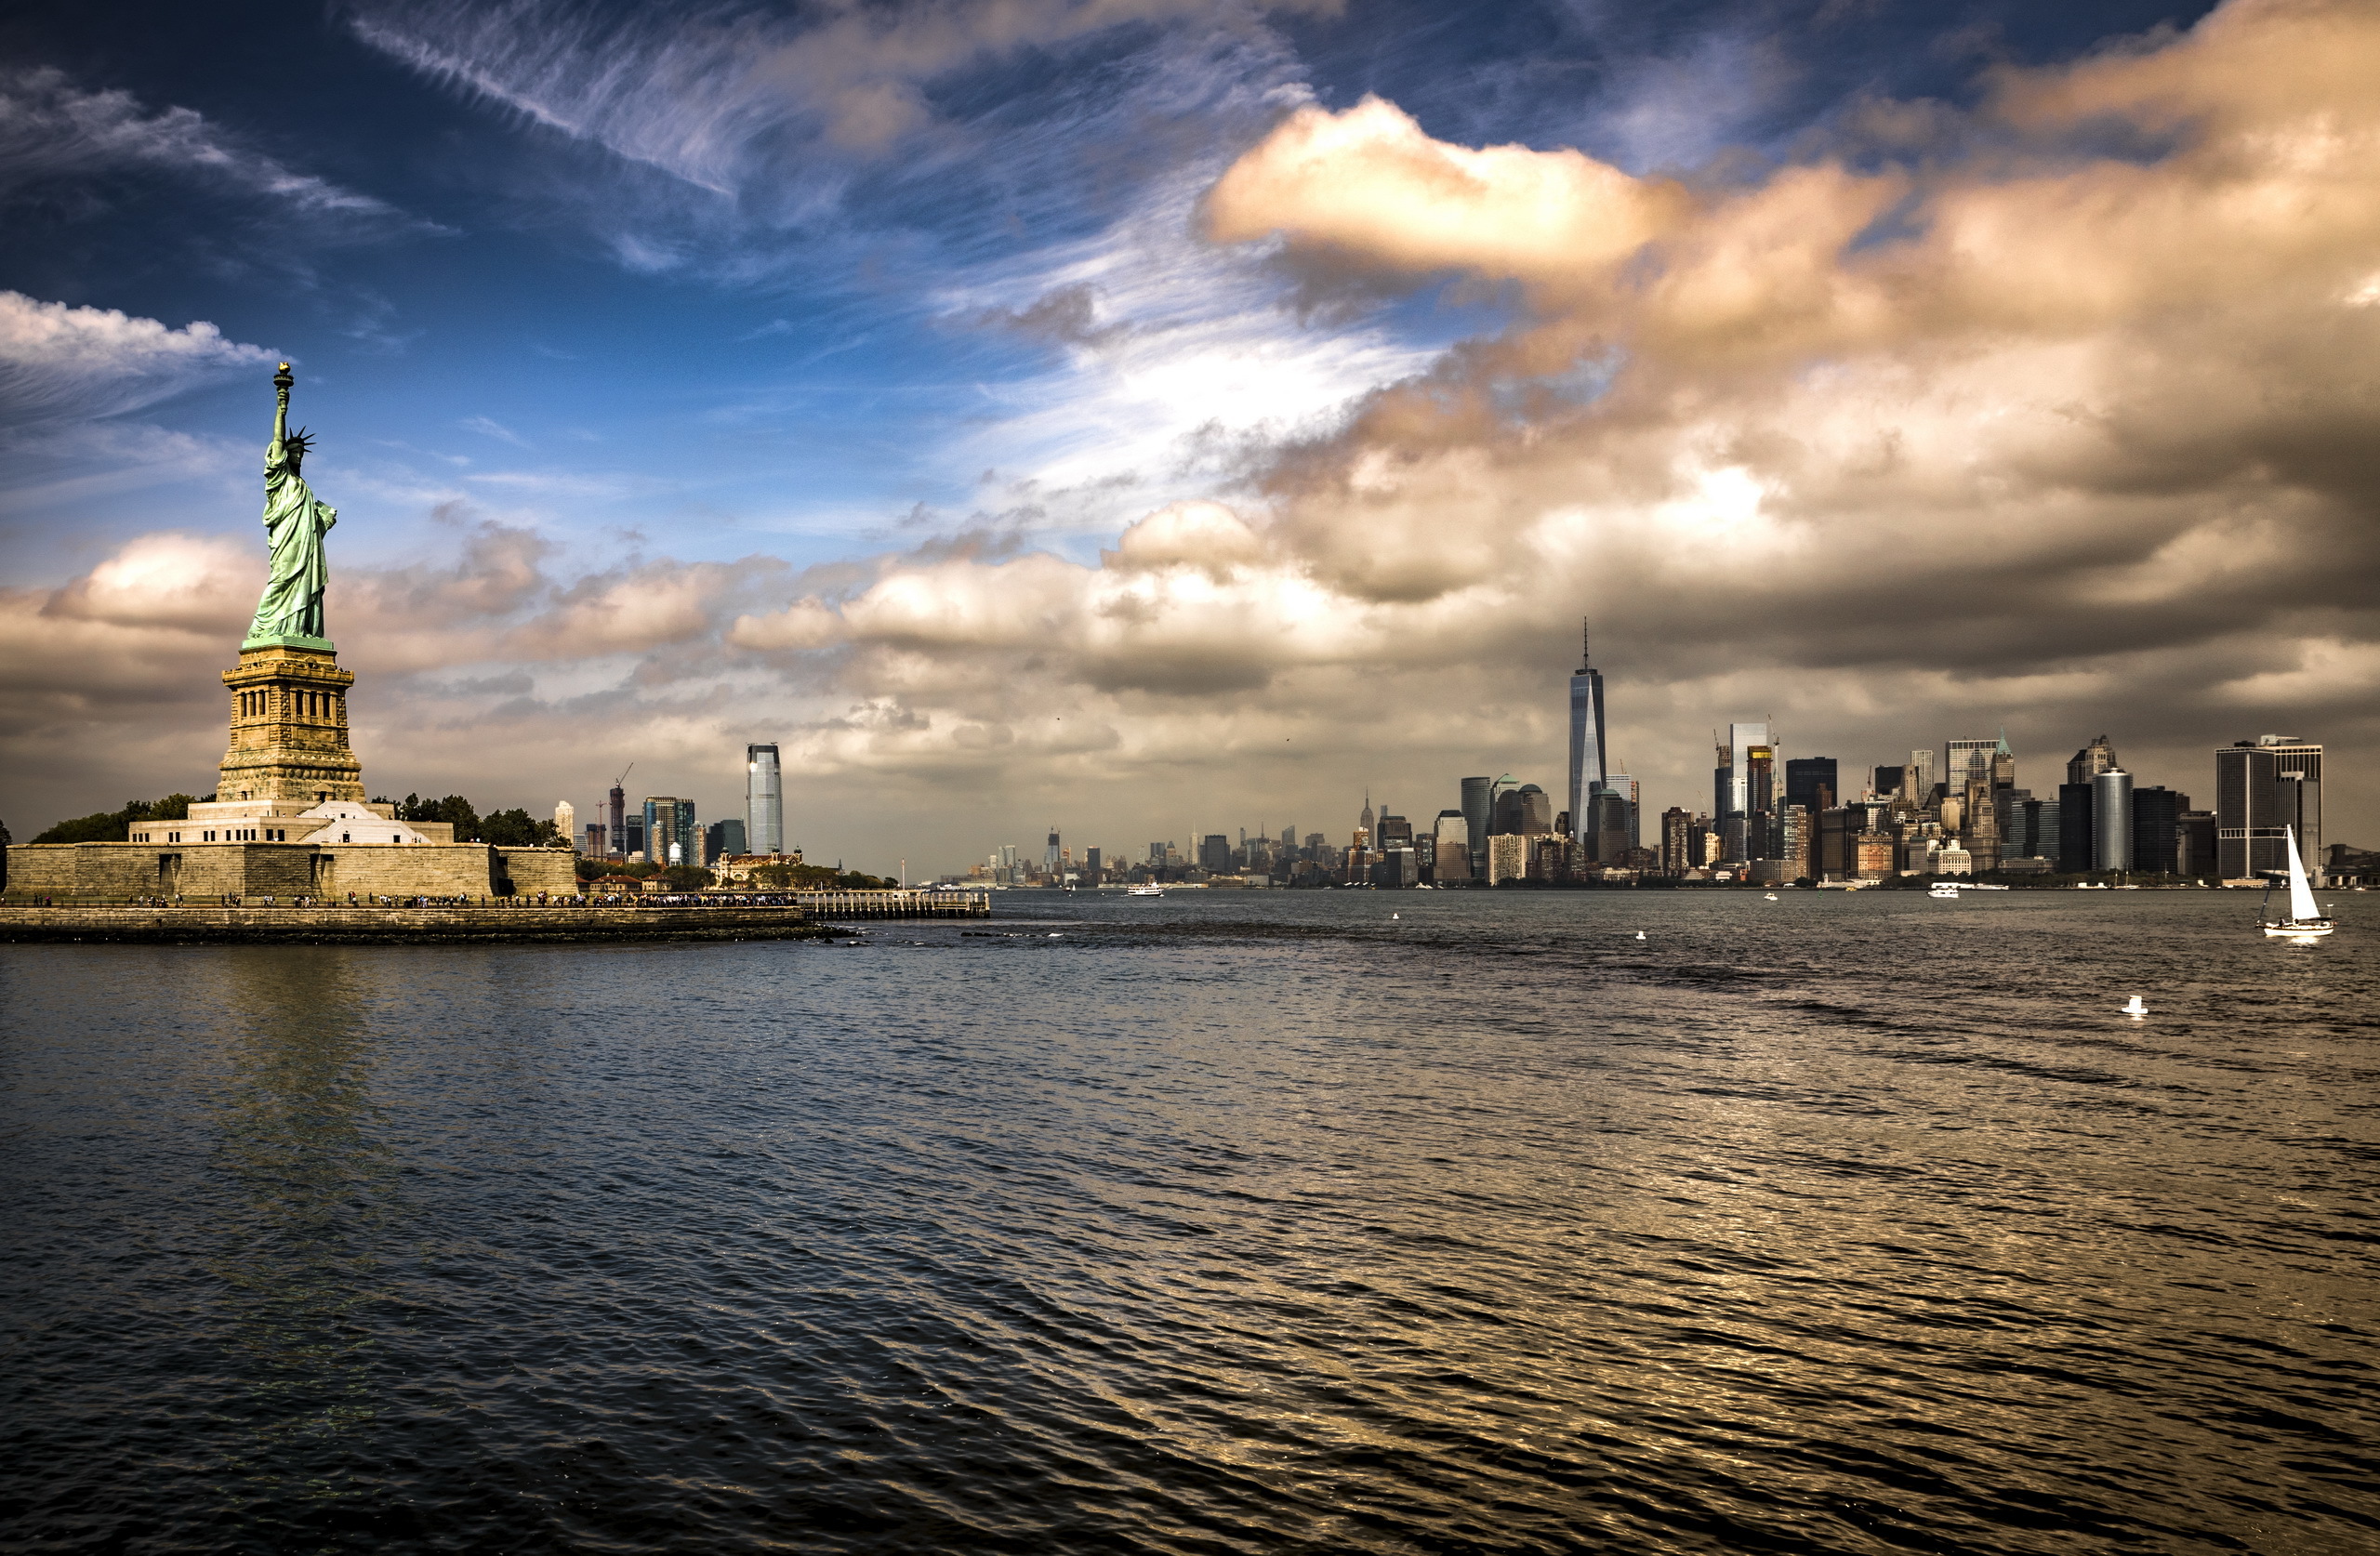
left=2093, top=769, right=2134, bottom=872
left=1045, top=827, right=1061, bottom=872
left=1567, top=618, right=1606, bottom=839
left=2057, top=780, right=2094, bottom=872
left=1460, top=777, right=1493, bottom=881
left=2217, top=735, right=2321, bottom=879
left=2067, top=734, right=2119, bottom=785
left=1945, top=738, right=1996, bottom=795
left=2130, top=787, right=2187, bottom=877
left=1784, top=758, right=1837, bottom=813
left=747, top=743, right=783, bottom=854
left=554, top=799, right=575, bottom=848
left=1722, top=721, right=1772, bottom=817
left=1435, top=811, right=1471, bottom=883
left=607, top=781, right=626, bottom=856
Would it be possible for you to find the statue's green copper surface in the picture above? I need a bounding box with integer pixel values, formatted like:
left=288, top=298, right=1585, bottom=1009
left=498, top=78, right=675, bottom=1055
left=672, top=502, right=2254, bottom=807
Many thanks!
left=243, top=363, right=337, bottom=652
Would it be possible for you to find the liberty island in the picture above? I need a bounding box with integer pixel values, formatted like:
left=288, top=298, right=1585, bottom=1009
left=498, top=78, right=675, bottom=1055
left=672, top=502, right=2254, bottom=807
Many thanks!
left=3, top=370, right=573, bottom=906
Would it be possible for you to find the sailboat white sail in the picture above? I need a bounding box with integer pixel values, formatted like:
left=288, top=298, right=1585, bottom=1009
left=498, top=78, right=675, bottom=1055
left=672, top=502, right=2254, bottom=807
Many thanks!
left=2262, top=825, right=2334, bottom=939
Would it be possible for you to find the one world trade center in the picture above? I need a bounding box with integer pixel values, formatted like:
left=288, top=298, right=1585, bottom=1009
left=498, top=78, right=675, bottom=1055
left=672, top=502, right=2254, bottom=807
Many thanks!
left=1567, top=618, right=1606, bottom=840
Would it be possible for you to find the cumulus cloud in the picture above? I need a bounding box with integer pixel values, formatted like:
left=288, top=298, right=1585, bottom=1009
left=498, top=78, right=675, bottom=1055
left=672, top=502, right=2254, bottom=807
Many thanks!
left=703, top=0, right=2380, bottom=841
left=11, top=0, right=2380, bottom=860
left=0, top=290, right=275, bottom=422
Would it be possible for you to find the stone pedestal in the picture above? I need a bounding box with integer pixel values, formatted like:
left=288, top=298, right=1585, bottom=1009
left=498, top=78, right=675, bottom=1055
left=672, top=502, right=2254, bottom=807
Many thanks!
left=218, top=643, right=364, bottom=806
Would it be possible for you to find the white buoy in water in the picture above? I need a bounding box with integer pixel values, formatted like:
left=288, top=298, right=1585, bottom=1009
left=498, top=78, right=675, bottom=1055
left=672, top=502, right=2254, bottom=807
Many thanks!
left=1635, top=930, right=1646, bottom=940
left=1391, top=912, right=1400, bottom=919
left=2122, top=995, right=2148, bottom=1017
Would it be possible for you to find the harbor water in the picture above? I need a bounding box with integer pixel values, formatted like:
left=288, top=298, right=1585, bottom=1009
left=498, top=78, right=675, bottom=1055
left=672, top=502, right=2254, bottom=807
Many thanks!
left=3, top=889, right=2374, bottom=1552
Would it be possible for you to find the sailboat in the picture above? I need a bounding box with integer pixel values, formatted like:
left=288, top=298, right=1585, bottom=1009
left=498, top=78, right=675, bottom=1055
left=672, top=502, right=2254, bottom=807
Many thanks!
left=2261, top=826, right=2334, bottom=939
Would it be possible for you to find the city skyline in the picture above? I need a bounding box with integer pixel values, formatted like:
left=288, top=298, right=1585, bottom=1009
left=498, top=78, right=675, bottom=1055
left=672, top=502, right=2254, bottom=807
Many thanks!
left=4, top=0, right=2377, bottom=873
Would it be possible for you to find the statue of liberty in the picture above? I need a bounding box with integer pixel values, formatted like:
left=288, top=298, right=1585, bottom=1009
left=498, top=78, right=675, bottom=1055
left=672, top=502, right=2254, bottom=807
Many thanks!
left=244, top=363, right=337, bottom=648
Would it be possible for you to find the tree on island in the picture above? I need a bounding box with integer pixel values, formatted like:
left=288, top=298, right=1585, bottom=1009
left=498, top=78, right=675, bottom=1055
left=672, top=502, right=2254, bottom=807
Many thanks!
left=378, top=793, right=561, bottom=847
left=31, top=794, right=207, bottom=844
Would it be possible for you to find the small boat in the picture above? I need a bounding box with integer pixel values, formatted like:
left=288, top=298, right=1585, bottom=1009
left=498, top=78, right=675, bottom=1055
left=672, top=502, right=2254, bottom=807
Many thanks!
left=1634, top=930, right=1646, bottom=941
left=2122, top=995, right=2148, bottom=1017
left=1763, top=892, right=1778, bottom=901
left=1929, top=882, right=1961, bottom=899
left=1128, top=884, right=1165, bottom=897
left=2260, top=826, right=2334, bottom=938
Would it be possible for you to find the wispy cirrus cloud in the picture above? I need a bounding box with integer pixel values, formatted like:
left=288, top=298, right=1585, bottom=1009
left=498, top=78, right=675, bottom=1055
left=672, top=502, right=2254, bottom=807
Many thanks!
left=349, top=0, right=1342, bottom=196
left=0, top=66, right=429, bottom=232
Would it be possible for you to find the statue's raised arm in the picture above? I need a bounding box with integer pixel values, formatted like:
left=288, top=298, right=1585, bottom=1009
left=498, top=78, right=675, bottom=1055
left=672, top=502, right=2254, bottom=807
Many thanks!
left=245, top=363, right=339, bottom=651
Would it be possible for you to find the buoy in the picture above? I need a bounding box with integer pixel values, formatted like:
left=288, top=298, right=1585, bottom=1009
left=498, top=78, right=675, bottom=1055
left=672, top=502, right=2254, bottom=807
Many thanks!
left=2122, top=995, right=2148, bottom=1017
left=1635, top=930, right=1646, bottom=940
left=1391, top=912, right=1400, bottom=919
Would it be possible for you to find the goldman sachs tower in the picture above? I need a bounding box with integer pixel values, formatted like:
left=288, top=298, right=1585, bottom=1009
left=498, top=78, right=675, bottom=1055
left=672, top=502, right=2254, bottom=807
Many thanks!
left=1567, top=617, right=1607, bottom=838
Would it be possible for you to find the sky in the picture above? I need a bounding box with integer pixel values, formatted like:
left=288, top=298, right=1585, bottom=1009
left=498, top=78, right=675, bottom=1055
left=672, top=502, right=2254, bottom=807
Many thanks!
left=5, top=0, right=2376, bottom=874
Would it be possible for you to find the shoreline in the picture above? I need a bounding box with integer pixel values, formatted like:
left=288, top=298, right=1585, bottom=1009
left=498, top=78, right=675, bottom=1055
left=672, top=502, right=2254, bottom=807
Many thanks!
left=0, top=903, right=838, bottom=944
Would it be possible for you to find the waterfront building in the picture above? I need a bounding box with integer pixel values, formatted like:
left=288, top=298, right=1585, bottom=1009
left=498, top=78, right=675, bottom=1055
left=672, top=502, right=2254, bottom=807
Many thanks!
left=1659, top=807, right=1691, bottom=876
left=1198, top=835, right=1232, bottom=873
left=1487, top=833, right=1527, bottom=885
left=1598, top=772, right=1640, bottom=854
left=2179, top=810, right=2217, bottom=877
left=1778, top=805, right=1813, bottom=879
left=584, top=823, right=605, bottom=857
left=2130, top=786, right=2188, bottom=877
left=747, top=744, right=784, bottom=854
left=2216, top=736, right=2321, bottom=880
left=1937, top=841, right=1974, bottom=877
left=2093, top=769, right=2134, bottom=872
left=1567, top=619, right=1607, bottom=841
left=555, top=800, right=575, bottom=850
left=1434, top=811, right=1471, bottom=883
left=1818, top=807, right=1854, bottom=878
left=2057, top=781, right=2094, bottom=873
left=1587, top=786, right=1631, bottom=864
left=1376, top=811, right=1414, bottom=850
left=1854, top=831, right=1897, bottom=879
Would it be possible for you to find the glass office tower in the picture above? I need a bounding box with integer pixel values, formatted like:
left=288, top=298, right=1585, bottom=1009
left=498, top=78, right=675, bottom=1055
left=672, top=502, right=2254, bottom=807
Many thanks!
left=746, top=743, right=784, bottom=855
